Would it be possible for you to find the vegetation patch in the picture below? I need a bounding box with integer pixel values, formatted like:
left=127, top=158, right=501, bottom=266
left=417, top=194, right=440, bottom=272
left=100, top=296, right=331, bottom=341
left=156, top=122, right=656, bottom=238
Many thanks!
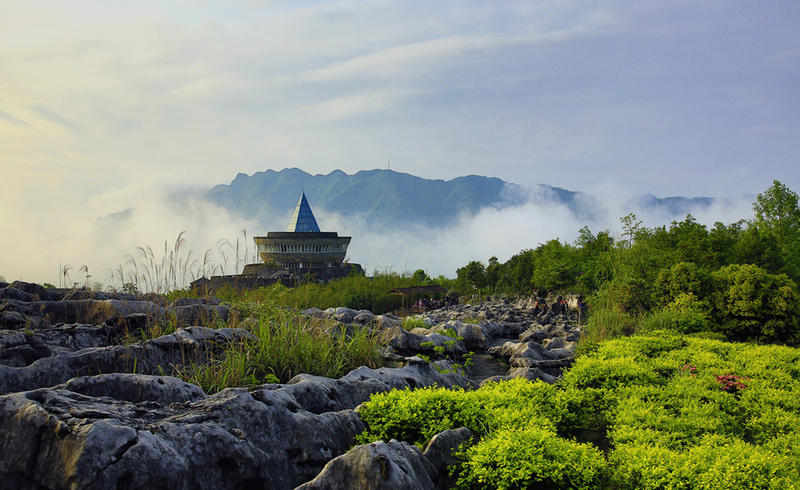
left=175, top=304, right=383, bottom=393
left=357, top=332, right=800, bottom=489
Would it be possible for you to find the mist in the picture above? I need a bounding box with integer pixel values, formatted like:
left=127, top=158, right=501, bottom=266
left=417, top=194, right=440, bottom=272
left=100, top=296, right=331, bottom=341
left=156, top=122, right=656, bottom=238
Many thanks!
left=0, top=179, right=756, bottom=288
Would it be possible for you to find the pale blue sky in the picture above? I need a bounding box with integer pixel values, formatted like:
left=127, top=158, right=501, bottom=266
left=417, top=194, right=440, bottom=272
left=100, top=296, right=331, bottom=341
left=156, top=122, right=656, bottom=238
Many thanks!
left=1, top=0, right=798, bottom=282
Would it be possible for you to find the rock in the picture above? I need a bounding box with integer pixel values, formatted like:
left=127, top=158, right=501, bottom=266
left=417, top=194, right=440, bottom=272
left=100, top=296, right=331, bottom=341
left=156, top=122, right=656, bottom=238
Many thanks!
left=384, top=327, right=467, bottom=357
left=0, top=358, right=471, bottom=489
left=374, top=315, right=402, bottom=330
left=354, top=312, right=376, bottom=325
left=0, top=327, right=251, bottom=395
left=8, top=281, right=50, bottom=300
left=167, top=303, right=230, bottom=326
left=423, top=427, right=474, bottom=488
left=449, top=321, right=488, bottom=350
left=297, top=440, right=437, bottom=490
left=543, top=336, right=565, bottom=350
left=0, top=385, right=364, bottom=490
left=301, top=307, right=326, bottom=318
left=0, top=311, right=27, bottom=329
left=286, top=362, right=474, bottom=414
left=334, top=307, right=357, bottom=324
left=63, top=374, right=205, bottom=404
left=0, top=287, right=35, bottom=302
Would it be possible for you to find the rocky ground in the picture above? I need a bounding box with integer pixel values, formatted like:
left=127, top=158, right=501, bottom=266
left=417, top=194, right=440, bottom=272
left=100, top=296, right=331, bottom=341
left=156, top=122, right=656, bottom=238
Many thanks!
left=0, top=281, right=581, bottom=489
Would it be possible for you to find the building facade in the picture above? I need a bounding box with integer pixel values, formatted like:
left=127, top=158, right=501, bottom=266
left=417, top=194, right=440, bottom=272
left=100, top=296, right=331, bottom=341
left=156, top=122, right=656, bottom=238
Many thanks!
left=252, top=193, right=352, bottom=270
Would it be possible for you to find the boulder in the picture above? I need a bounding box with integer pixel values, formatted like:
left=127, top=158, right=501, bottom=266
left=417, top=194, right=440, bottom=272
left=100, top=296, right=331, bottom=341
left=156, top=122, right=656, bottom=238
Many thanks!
left=422, top=427, right=474, bottom=488
left=297, top=440, right=436, bottom=490
left=0, top=327, right=251, bottom=395
left=334, top=307, right=357, bottom=324
left=63, top=373, right=205, bottom=404
left=0, top=360, right=471, bottom=489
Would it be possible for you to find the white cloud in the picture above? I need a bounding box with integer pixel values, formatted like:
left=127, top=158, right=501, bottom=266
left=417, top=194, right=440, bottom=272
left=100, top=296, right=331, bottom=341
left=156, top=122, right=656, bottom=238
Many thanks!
left=0, top=1, right=798, bottom=282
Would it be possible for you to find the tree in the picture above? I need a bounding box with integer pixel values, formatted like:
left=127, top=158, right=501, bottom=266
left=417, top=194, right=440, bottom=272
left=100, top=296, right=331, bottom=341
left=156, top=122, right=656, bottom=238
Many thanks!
left=751, top=180, right=800, bottom=282
left=620, top=213, right=643, bottom=248
left=412, top=269, right=430, bottom=283
left=457, top=261, right=487, bottom=291
left=654, top=261, right=711, bottom=306
left=710, top=264, right=800, bottom=344
left=753, top=180, right=800, bottom=238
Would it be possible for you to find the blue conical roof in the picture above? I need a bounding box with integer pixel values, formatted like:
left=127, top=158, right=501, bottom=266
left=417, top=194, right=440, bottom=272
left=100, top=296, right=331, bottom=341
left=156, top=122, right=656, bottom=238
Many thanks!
left=287, top=192, right=321, bottom=232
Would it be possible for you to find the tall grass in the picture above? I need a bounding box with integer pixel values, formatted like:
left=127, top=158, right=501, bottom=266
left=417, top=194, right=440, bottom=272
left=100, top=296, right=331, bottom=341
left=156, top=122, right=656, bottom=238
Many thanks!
left=177, top=304, right=383, bottom=393
left=105, top=230, right=258, bottom=293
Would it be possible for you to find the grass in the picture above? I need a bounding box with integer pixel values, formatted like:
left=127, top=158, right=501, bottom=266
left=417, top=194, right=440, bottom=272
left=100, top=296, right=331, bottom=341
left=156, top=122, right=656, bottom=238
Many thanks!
left=402, top=316, right=428, bottom=331
left=175, top=303, right=384, bottom=393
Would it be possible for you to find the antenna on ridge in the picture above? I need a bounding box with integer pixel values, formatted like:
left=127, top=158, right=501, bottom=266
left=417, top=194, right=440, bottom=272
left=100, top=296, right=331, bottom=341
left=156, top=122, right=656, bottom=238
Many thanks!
left=388, top=159, right=391, bottom=170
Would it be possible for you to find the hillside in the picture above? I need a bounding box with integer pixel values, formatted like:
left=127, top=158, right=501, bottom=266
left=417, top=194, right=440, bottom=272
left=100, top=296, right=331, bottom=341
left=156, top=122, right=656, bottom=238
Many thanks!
left=206, top=168, right=590, bottom=229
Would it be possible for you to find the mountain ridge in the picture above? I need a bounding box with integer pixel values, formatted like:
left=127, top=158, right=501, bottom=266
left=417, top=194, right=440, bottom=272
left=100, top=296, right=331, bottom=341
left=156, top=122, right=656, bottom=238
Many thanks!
left=206, top=167, right=730, bottom=230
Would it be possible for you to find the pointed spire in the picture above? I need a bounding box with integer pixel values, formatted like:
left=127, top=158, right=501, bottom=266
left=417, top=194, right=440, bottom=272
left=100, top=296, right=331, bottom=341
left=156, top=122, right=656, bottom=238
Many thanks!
left=287, top=192, right=321, bottom=232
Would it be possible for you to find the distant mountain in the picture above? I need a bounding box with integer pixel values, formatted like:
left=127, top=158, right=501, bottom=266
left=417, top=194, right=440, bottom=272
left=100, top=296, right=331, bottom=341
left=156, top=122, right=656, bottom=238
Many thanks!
left=207, top=168, right=585, bottom=229
left=206, top=168, right=728, bottom=230
left=627, top=194, right=716, bottom=216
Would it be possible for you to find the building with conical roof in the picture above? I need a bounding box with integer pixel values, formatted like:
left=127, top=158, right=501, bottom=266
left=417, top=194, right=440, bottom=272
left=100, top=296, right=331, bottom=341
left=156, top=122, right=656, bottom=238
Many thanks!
left=192, top=192, right=362, bottom=293
left=286, top=193, right=321, bottom=233
left=253, top=192, right=353, bottom=271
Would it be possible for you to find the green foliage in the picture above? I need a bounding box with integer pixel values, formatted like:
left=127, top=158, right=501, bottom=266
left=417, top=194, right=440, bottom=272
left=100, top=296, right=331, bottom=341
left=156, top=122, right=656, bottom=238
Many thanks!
left=177, top=304, right=382, bottom=393
left=401, top=316, right=427, bottom=331
left=583, top=287, right=638, bottom=343
left=458, top=180, right=800, bottom=346
left=710, top=264, right=800, bottom=344
left=358, top=378, right=564, bottom=446
left=654, top=261, right=710, bottom=306
left=234, top=272, right=447, bottom=314
left=456, top=260, right=487, bottom=292
left=358, top=333, right=800, bottom=488
left=640, top=304, right=710, bottom=334
left=455, top=426, right=608, bottom=490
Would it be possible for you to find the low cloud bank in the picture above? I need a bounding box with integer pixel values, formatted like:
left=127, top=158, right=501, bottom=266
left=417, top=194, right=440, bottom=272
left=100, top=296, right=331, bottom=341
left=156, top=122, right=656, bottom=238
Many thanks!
left=0, top=182, right=755, bottom=287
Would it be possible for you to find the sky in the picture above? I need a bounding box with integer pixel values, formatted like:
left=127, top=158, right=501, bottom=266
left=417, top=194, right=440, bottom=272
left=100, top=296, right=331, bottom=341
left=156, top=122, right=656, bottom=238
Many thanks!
left=1, top=1, right=798, bottom=285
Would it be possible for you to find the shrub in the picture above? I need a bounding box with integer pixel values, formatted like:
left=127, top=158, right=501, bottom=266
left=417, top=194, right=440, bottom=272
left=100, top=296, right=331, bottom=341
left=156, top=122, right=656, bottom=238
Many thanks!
left=710, top=263, right=800, bottom=344
left=358, top=332, right=800, bottom=488
left=455, top=426, right=608, bottom=490
left=401, top=316, right=427, bottom=331
left=612, top=437, right=800, bottom=489
left=357, top=378, right=564, bottom=447
left=654, top=261, right=711, bottom=306
left=640, top=307, right=709, bottom=334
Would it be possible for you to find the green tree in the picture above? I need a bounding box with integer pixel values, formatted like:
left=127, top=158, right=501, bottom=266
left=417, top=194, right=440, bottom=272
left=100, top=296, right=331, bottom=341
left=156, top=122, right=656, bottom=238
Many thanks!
left=710, top=264, right=800, bottom=344
left=753, top=179, right=800, bottom=240
left=654, top=262, right=711, bottom=306
left=457, top=260, right=488, bottom=292
left=411, top=269, right=429, bottom=283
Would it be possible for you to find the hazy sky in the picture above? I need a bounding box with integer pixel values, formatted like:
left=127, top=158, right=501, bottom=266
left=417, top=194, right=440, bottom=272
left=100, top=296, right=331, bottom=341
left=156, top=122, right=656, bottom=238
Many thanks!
left=1, top=1, right=798, bottom=284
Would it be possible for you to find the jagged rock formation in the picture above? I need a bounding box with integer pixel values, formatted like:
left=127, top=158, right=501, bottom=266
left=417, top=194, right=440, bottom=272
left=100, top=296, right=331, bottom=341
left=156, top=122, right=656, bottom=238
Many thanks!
left=0, top=281, right=583, bottom=489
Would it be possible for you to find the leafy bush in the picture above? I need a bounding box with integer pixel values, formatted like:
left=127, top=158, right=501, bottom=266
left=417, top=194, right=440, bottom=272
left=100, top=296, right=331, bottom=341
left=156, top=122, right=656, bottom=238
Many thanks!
left=455, top=426, right=608, bottom=490
left=640, top=306, right=709, bottom=334
left=710, top=263, right=800, bottom=344
left=358, top=332, right=800, bottom=488
left=357, top=378, right=564, bottom=446
left=401, top=316, right=427, bottom=331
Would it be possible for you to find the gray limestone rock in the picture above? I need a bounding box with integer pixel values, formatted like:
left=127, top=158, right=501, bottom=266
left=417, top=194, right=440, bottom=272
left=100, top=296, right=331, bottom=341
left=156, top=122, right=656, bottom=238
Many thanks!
left=0, top=360, right=471, bottom=489
left=296, top=440, right=437, bottom=490
left=63, top=373, right=205, bottom=404
left=422, top=427, right=474, bottom=481
left=0, top=327, right=251, bottom=395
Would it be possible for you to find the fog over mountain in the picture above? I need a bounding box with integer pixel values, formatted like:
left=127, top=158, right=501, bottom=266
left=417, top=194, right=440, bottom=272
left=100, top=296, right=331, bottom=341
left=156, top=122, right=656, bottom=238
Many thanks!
left=204, top=168, right=739, bottom=232
left=0, top=167, right=757, bottom=285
